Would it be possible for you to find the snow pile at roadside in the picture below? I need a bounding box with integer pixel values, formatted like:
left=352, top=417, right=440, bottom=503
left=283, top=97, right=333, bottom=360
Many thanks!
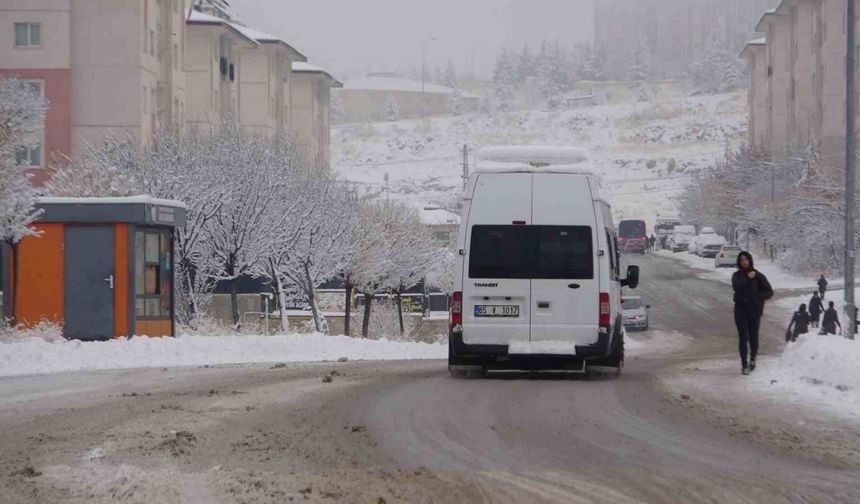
left=654, top=249, right=830, bottom=291
left=0, top=334, right=447, bottom=378
left=750, top=336, right=860, bottom=420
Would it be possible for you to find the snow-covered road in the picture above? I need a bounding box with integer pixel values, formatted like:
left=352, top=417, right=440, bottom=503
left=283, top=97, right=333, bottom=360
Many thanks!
left=2, top=254, right=859, bottom=503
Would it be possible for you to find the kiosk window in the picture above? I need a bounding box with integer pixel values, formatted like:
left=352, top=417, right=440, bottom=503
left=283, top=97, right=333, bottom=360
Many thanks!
left=135, top=229, right=173, bottom=318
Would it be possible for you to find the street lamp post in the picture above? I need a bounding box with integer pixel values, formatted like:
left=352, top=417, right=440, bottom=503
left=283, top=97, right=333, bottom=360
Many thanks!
left=845, top=0, right=857, bottom=339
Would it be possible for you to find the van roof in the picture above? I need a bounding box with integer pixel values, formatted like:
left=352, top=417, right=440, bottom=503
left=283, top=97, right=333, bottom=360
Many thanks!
left=475, top=147, right=596, bottom=176
left=478, top=145, right=589, bottom=163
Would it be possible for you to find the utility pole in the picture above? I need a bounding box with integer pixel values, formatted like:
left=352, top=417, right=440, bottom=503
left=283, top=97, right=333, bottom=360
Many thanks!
left=461, top=144, right=469, bottom=190
left=846, top=0, right=857, bottom=339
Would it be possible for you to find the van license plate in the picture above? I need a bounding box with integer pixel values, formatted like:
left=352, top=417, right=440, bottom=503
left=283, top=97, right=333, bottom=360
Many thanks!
left=475, top=305, right=520, bottom=317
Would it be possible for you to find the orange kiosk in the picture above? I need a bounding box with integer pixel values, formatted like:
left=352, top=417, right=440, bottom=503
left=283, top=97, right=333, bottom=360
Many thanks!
left=1, top=196, right=186, bottom=340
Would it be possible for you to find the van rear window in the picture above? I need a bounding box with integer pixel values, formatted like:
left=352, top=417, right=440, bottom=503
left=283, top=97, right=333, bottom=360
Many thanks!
left=469, top=225, right=593, bottom=279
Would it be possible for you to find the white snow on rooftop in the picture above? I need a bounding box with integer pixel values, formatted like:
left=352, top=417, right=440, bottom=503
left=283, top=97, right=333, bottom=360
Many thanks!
left=187, top=9, right=224, bottom=24
left=36, top=195, right=187, bottom=209
left=293, top=62, right=324, bottom=73
left=747, top=37, right=766, bottom=45
left=343, top=75, right=475, bottom=97
left=228, top=23, right=281, bottom=43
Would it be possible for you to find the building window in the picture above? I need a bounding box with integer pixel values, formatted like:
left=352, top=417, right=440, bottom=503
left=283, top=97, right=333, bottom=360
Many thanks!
left=143, top=85, right=148, bottom=113
left=15, top=144, right=42, bottom=167
left=135, top=229, right=173, bottom=319
left=174, top=43, right=179, bottom=69
left=14, top=23, right=41, bottom=47
left=150, top=30, right=155, bottom=55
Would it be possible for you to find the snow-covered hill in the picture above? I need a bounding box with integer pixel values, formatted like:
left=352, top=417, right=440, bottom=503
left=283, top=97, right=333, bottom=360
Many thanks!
left=332, top=90, right=747, bottom=226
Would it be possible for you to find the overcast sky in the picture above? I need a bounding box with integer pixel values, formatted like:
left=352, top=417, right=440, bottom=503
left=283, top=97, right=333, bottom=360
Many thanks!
left=229, top=0, right=593, bottom=80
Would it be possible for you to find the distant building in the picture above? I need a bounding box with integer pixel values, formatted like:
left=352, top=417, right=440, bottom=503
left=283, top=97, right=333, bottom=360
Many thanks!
left=291, top=62, right=342, bottom=173
left=0, top=0, right=191, bottom=185
left=0, top=0, right=337, bottom=184
left=743, top=0, right=850, bottom=160
left=335, top=73, right=478, bottom=122
left=594, top=0, right=779, bottom=80
left=740, top=39, right=767, bottom=148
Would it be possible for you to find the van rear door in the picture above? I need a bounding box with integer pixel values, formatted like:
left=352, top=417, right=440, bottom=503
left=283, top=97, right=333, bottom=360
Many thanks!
left=462, top=173, right=531, bottom=346
left=529, top=174, right=600, bottom=348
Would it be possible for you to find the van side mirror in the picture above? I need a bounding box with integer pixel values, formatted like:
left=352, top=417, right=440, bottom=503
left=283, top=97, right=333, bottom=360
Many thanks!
left=622, top=265, right=640, bottom=289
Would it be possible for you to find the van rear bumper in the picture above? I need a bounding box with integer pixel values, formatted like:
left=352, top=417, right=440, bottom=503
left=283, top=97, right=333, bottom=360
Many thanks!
left=449, top=320, right=622, bottom=369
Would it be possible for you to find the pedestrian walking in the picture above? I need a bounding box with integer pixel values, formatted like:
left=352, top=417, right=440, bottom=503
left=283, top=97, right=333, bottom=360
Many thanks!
left=808, top=291, right=823, bottom=329
left=660, top=235, right=668, bottom=250
left=818, top=274, right=828, bottom=299
left=821, top=301, right=841, bottom=335
left=649, top=234, right=656, bottom=252
left=786, top=304, right=810, bottom=342
left=732, top=251, right=774, bottom=375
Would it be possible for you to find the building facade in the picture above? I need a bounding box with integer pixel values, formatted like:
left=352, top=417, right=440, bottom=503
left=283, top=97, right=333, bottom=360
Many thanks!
left=1, top=0, right=337, bottom=183
left=292, top=63, right=342, bottom=172
left=744, top=0, right=852, bottom=160
left=594, top=0, right=780, bottom=80
left=1, top=0, right=189, bottom=184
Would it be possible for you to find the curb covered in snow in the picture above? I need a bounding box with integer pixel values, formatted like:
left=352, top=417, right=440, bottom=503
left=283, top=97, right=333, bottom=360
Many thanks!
left=0, top=334, right=447, bottom=378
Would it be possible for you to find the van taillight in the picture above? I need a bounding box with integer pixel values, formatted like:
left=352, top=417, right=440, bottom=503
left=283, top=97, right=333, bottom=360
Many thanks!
left=599, top=293, right=611, bottom=327
left=451, top=292, right=463, bottom=325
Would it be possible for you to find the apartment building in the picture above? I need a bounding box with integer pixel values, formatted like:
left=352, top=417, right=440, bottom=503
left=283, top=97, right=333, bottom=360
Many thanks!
left=291, top=62, right=342, bottom=173
left=0, top=0, right=189, bottom=184
left=2, top=0, right=338, bottom=183
left=744, top=0, right=850, bottom=160
left=594, top=0, right=779, bottom=79
left=186, top=0, right=308, bottom=137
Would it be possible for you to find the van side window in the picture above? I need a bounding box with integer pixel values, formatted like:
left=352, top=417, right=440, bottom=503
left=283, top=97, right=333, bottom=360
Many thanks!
left=606, top=230, right=619, bottom=280
left=613, top=234, right=621, bottom=278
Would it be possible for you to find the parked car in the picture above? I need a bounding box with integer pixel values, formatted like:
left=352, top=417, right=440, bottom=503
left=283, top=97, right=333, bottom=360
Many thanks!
left=696, top=234, right=727, bottom=257
left=449, top=146, right=640, bottom=374
left=715, top=245, right=742, bottom=268
left=621, top=296, right=650, bottom=331
left=670, top=225, right=696, bottom=252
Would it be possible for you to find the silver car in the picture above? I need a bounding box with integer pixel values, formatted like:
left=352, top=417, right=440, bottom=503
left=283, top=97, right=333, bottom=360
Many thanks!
left=622, top=296, right=650, bottom=331
left=715, top=245, right=742, bottom=268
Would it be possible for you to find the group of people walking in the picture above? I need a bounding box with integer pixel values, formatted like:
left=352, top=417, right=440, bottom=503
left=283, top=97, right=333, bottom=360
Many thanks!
left=732, top=254, right=838, bottom=375
left=787, top=279, right=841, bottom=341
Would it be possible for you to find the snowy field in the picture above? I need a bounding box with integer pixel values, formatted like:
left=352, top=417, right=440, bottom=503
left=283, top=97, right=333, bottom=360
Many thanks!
left=333, top=90, right=747, bottom=225
left=0, top=334, right=446, bottom=378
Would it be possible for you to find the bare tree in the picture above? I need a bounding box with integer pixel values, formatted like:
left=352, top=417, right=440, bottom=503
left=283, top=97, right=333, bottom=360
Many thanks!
left=0, top=77, right=48, bottom=325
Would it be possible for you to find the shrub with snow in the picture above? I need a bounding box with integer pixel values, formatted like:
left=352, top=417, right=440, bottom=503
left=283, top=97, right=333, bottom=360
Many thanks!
left=0, top=321, right=64, bottom=343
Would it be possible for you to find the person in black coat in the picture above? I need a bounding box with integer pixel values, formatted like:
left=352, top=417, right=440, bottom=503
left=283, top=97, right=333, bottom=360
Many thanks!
left=732, top=251, right=774, bottom=375
left=821, top=301, right=841, bottom=335
left=787, top=304, right=810, bottom=342
left=808, top=291, right=823, bottom=328
left=818, top=275, right=828, bottom=299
